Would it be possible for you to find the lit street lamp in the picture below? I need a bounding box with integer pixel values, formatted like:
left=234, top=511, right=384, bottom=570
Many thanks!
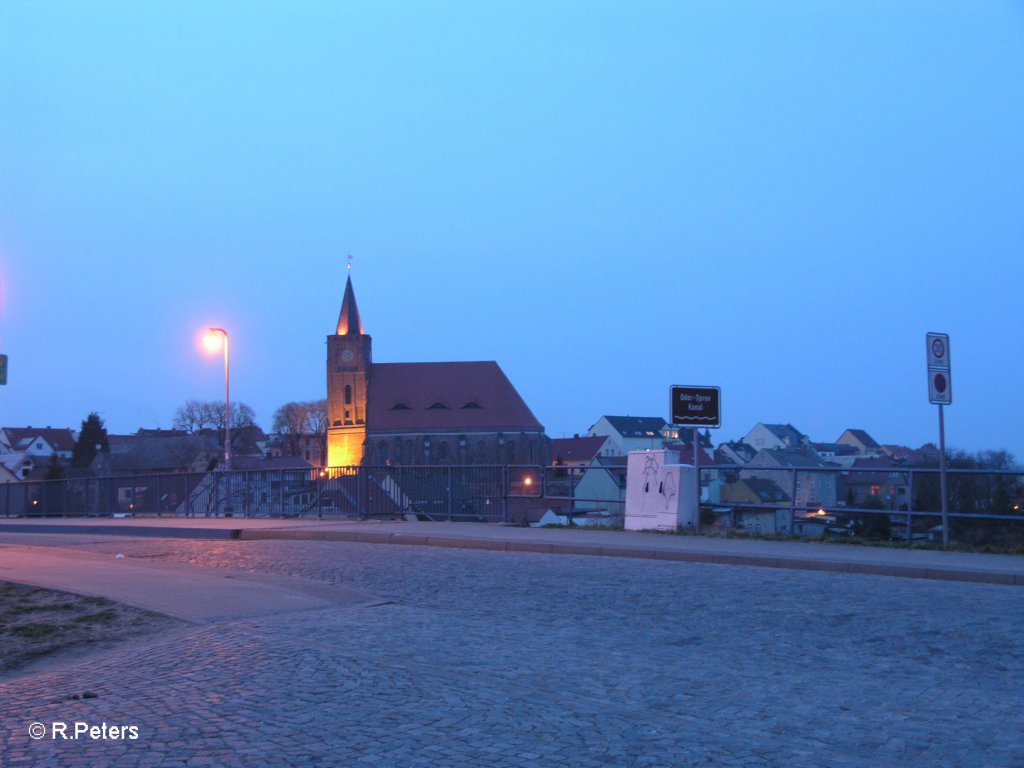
left=204, top=327, right=233, bottom=516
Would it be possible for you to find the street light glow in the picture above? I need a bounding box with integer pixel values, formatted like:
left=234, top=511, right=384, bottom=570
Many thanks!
left=203, top=329, right=224, bottom=353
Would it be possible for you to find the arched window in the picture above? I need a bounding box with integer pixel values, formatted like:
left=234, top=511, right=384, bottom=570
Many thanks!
left=377, top=441, right=389, bottom=465
left=505, top=440, right=516, bottom=464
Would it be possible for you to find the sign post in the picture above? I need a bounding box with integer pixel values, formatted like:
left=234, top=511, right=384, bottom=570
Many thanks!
left=670, top=385, right=721, bottom=526
left=926, top=333, right=952, bottom=547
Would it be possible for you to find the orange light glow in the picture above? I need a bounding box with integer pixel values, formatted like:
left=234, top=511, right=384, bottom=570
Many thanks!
left=524, top=476, right=533, bottom=486
left=816, top=508, right=827, bottom=516
left=203, top=331, right=224, bottom=353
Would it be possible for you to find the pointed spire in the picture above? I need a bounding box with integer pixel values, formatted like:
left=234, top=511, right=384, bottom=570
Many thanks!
left=336, top=275, right=365, bottom=336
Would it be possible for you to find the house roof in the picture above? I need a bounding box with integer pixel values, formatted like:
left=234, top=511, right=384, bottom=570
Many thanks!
left=367, top=361, right=543, bottom=433
left=762, top=423, right=807, bottom=445
left=739, top=477, right=791, bottom=503
left=840, top=429, right=880, bottom=449
left=100, top=435, right=219, bottom=473
left=752, top=448, right=832, bottom=469
left=232, top=456, right=312, bottom=471
left=665, top=442, right=715, bottom=465
left=813, top=442, right=858, bottom=456
left=551, top=435, right=607, bottom=464
left=2, top=427, right=76, bottom=454
left=597, top=416, right=667, bottom=439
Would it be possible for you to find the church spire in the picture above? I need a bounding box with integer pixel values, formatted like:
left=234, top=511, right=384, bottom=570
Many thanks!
left=336, top=274, right=365, bottom=336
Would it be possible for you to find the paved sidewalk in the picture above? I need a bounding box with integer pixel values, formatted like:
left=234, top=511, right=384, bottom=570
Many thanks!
left=2, top=534, right=1022, bottom=768
left=1, top=517, right=1022, bottom=586
left=0, top=543, right=380, bottom=622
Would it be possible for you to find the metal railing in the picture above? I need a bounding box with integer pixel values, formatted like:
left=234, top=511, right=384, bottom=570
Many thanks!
left=705, top=463, right=1024, bottom=547
left=3, top=461, right=1021, bottom=547
left=0, top=464, right=547, bottom=523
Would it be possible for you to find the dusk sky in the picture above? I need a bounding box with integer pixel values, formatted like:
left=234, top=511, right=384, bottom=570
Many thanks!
left=2, top=2, right=1022, bottom=459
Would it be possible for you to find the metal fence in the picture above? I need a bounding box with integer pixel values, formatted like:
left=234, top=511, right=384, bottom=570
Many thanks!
left=701, top=463, right=1024, bottom=548
left=0, top=464, right=546, bottom=523
left=3, top=461, right=1022, bottom=547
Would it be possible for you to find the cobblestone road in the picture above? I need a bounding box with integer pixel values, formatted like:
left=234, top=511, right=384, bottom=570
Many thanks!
left=2, top=538, right=1022, bottom=767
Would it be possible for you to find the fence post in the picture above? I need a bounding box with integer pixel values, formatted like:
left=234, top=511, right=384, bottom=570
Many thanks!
left=446, top=466, right=453, bottom=521
left=906, top=470, right=914, bottom=545
left=788, top=469, right=798, bottom=537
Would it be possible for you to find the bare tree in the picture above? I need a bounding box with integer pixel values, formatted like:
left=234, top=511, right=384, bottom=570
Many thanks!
left=175, top=400, right=256, bottom=434
left=173, top=400, right=217, bottom=433
left=272, top=400, right=327, bottom=458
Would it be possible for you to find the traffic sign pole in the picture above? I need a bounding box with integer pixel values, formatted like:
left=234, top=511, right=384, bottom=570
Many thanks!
left=926, top=333, right=952, bottom=548
left=938, top=403, right=949, bottom=548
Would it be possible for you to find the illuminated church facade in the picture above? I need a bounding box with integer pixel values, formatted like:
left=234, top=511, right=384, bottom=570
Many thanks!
left=326, top=274, right=549, bottom=468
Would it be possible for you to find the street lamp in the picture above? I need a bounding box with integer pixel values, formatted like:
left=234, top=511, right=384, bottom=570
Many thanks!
left=203, top=328, right=231, bottom=471
left=204, top=327, right=234, bottom=517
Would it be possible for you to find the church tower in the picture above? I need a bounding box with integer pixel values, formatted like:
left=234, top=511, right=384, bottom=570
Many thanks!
left=326, top=273, right=371, bottom=467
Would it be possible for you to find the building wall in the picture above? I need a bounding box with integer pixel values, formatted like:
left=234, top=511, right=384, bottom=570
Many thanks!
left=326, top=333, right=371, bottom=467
left=365, top=431, right=549, bottom=466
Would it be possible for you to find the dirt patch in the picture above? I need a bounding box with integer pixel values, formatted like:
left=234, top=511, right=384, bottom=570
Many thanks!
left=0, top=580, right=180, bottom=678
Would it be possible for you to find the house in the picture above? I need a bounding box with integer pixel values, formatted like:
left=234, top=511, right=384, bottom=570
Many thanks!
left=550, top=435, right=608, bottom=468
left=836, top=429, right=882, bottom=456
left=744, top=447, right=839, bottom=509
left=92, top=434, right=221, bottom=476
left=326, top=274, right=548, bottom=467
left=741, top=423, right=810, bottom=452
left=588, top=416, right=668, bottom=456
left=717, top=477, right=791, bottom=535
left=0, top=427, right=77, bottom=460
left=844, top=457, right=911, bottom=510
left=715, top=441, right=757, bottom=466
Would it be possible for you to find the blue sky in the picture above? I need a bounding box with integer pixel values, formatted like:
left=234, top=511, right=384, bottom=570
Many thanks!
left=1, top=1, right=1022, bottom=458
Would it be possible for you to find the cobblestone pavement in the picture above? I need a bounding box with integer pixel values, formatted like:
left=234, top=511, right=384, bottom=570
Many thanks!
left=2, top=537, right=1023, bottom=767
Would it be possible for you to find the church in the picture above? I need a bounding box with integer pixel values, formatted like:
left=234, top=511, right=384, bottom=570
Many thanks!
left=326, top=273, right=549, bottom=468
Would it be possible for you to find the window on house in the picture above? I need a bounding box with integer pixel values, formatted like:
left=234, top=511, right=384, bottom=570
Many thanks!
left=390, top=403, right=411, bottom=410
left=460, top=401, right=482, bottom=409
left=428, top=402, right=449, bottom=410
left=870, top=485, right=881, bottom=496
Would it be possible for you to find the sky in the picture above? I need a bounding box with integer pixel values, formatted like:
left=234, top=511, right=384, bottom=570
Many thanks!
left=1, top=1, right=1023, bottom=459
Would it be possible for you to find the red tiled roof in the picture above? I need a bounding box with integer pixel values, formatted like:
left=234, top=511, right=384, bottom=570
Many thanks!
left=551, top=436, right=607, bottom=464
left=367, top=361, right=543, bottom=433
left=2, top=427, right=76, bottom=454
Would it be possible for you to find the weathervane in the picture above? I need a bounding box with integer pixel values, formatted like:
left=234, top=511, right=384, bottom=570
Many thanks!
left=347, top=253, right=353, bottom=271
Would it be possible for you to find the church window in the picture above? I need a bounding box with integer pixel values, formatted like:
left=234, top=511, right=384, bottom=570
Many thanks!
left=345, top=385, right=352, bottom=405
left=505, top=440, right=516, bottom=464
left=438, top=442, right=450, bottom=464
left=377, top=442, right=389, bottom=465
left=528, top=440, right=536, bottom=463
left=477, top=441, right=488, bottom=463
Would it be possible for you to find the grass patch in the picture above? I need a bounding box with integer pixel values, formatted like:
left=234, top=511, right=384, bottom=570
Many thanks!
left=73, top=609, right=118, bottom=624
left=9, top=623, right=61, bottom=639
left=0, top=581, right=179, bottom=677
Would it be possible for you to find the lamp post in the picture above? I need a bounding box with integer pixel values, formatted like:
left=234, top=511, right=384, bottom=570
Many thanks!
left=204, top=327, right=233, bottom=516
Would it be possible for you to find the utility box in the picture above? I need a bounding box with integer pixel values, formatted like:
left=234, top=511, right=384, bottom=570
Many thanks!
left=624, top=449, right=698, bottom=531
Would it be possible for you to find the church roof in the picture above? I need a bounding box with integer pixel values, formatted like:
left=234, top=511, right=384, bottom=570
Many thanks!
left=367, top=361, right=543, bottom=433
left=336, top=275, right=365, bottom=336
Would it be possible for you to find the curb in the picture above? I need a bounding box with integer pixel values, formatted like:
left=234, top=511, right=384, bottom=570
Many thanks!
left=3, top=523, right=1020, bottom=587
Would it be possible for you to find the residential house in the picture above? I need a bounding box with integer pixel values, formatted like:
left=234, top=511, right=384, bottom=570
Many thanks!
left=741, top=423, right=810, bottom=452
left=0, top=427, right=76, bottom=460
left=836, top=429, right=882, bottom=457
left=718, top=477, right=792, bottom=535
left=588, top=416, right=668, bottom=456
left=744, top=447, right=839, bottom=510
left=844, top=457, right=911, bottom=510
